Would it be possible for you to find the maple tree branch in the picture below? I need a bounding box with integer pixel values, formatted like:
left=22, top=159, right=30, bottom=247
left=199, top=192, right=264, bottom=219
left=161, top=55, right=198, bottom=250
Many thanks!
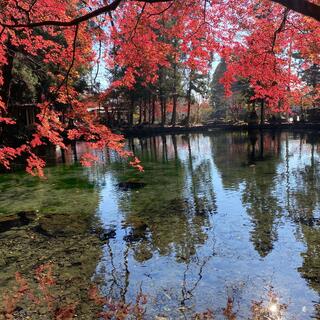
left=58, top=24, right=79, bottom=94
left=203, top=0, right=208, bottom=22
left=146, top=1, right=175, bottom=17
left=129, top=2, right=147, bottom=41
left=271, top=0, right=320, bottom=21
left=0, top=0, right=175, bottom=29
left=40, top=24, right=79, bottom=122
left=271, top=8, right=290, bottom=53
left=1, top=0, right=123, bottom=28
left=93, top=38, right=102, bottom=84
left=13, top=0, right=31, bottom=23
left=28, top=0, right=39, bottom=13
left=0, top=26, right=5, bottom=37
left=0, top=0, right=318, bottom=30
left=65, top=24, right=79, bottom=92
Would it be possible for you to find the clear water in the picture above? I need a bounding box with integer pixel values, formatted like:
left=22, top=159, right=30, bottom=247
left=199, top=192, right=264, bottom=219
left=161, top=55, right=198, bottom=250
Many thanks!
left=1, top=130, right=320, bottom=319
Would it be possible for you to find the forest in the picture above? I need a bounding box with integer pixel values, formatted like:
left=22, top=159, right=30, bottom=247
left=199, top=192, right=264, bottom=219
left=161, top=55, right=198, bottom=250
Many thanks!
left=1, top=1, right=320, bottom=319
left=0, top=0, right=319, bottom=175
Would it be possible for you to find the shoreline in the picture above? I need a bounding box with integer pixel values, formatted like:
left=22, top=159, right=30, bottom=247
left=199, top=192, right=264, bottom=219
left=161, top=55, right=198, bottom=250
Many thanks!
left=118, top=122, right=320, bottom=137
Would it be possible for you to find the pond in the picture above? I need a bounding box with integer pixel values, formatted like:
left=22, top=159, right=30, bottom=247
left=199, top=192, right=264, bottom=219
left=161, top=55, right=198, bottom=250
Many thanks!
left=0, top=130, right=320, bottom=319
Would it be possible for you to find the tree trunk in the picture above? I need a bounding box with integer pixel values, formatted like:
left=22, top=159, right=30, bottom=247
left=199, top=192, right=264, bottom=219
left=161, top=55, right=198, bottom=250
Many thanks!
left=163, top=98, right=167, bottom=126
left=160, top=95, right=167, bottom=126
left=143, top=99, right=147, bottom=123
left=148, top=95, right=152, bottom=124
left=186, top=78, right=192, bottom=127
left=159, top=70, right=166, bottom=127
left=72, top=141, right=78, bottom=162
left=138, top=100, right=142, bottom=125
left=171, top=95, right=177, bottom=127
left=151, top=96, right=155, bottom=124
left=128, top=96, right=134, bottom=127
left=171, top=63, right=177, bottom=127
left=0, top=39, right=16, bottom=142
left=160, top=96, right=164, bottom=126
left=259, top=131, right=264, bottom=159
left=0, top=40, right=15, bottom=111
left=260, top=99, right=265, bottom=125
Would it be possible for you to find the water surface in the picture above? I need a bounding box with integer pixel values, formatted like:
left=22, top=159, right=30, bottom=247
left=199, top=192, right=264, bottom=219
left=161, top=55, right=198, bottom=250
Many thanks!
left=1, top=131, right=320, bottom=319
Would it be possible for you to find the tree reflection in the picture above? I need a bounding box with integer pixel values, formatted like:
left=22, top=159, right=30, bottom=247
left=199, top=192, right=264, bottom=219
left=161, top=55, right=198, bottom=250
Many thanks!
left=114, top=134, right=216, bottom=263
left=95, top=131, right=320, bottom=318
left=244, top=131, right=281, bottom=256
left=93, top=134, right=219, bottom=310
left=285, top=134, right=320, bottom=301
left=205, top=131, right=320, bottom=315
left=184, top=134, right=217, bottom=217
left=208, top=131, right=249, bottom=189
left=210, top=131, right=282, bottom=257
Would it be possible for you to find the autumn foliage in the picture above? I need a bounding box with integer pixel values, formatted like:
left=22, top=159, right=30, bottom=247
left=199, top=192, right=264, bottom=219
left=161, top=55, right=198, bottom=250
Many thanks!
left=0, top=0, right=319, bottom=174
left=1, top=263, right=288, bottom=319
left=2, top=264, right=77, bottom=320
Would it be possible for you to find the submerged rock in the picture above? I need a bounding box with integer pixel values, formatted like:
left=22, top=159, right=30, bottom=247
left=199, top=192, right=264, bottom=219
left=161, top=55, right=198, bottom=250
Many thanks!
left=97, top=227, right=116, bottom=241
left=123, top=223, right=148, bottom=243
left=0, top=211, right=36, bottom=233
left=117, top=181, right=146, bottom=191
left=0, top=211, right=104, bottom=319
left=33, top=213, right=91, bottom=237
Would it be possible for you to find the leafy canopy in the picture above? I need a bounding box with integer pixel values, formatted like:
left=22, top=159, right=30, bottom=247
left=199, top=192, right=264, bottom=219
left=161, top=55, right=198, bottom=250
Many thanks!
left=0, top=0, right=319, bottom=175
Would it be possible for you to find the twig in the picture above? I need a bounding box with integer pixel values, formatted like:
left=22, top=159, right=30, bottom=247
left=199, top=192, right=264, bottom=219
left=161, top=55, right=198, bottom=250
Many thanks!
left=129, top=2, right=147, bottom=41
left=147, top=1, right=174, bottom=17
left=270, top=8, right=290, bottom=54
left=40, top=24, right=79, bottom=121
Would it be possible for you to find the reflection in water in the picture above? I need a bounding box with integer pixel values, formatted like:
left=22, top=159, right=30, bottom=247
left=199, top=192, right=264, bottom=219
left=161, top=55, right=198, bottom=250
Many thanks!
left=89, top=131, right=320, bottom=319
left=94, top=135, right=218, bottom=317
left=115, top=135, right=216, bottom=264
left=210, top=131, right=282, bottom=257
left=242, top=131, right=282, bottom=257
left=1, top=131, right=320, bottom=318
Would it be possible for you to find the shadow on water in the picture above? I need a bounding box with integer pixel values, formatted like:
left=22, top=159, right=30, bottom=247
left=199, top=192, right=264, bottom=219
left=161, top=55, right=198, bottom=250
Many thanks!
left=1, top=131, right=320, bottom=318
